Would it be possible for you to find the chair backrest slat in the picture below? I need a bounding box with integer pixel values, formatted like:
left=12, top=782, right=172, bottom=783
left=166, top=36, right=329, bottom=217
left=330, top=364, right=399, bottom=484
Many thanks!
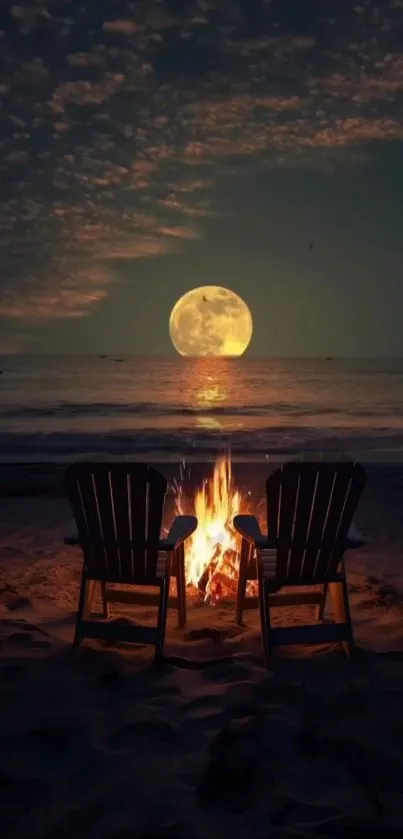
left=146, top=471, right=166, bottom=573
left=315, top=467, right=361, bottom=578
left=105, top=470, right=131, bottom=579
left=128, top=469, right=148, bottom=575
left=288, top=468, right=319, bottom=583
left=266, top=462, right=366, bottom=584
left=300, top=467, right=339, bottom=580
left=70, top=468, right=109, bottom=578
left=66, top=463, right=167, bottom=583
left=276, top=467, right=299, bottom=581
left=92, top=469, right=121, bottom=579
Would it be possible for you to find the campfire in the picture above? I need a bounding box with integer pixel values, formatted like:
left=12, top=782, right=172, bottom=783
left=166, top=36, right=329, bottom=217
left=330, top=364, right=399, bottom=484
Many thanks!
left=174, top=453, right=257, bottom=605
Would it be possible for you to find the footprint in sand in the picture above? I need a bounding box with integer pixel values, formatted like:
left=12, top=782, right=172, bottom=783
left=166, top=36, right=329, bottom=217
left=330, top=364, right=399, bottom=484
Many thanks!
left=0, top=618, right=52, bottom=649
left=7, top=631, right=52, bottom=649
left=361, top=578, right=403, bottom=611
left=375, top=583, right=403, bottom=609
left=3, top=596, right=32, bottom=612
left=1, top=618, right=49, bottom=634
left=366, top=575, right=380, bottom=585
left=184, top=625, right=242, bottom=643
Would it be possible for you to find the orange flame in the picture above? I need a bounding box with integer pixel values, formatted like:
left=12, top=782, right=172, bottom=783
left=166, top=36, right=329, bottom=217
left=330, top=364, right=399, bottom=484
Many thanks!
left=175, top=453, right=247, bottom=604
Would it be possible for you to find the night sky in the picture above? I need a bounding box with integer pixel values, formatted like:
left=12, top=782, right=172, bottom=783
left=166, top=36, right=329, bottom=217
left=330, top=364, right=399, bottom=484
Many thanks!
left=0, top=0, right=402, bottom=356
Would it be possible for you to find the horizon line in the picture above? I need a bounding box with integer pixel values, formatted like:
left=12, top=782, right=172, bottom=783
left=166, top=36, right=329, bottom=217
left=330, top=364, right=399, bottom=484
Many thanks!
left=2, top=353, right=403, bottom=362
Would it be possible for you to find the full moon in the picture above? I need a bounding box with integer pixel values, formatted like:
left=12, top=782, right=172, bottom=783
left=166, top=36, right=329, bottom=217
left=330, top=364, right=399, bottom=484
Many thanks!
left=169, top=286, right=253, bottom=357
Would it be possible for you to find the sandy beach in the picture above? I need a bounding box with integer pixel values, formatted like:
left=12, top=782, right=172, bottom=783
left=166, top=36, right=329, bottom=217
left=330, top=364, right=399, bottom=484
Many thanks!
left=1, top=463, right=403, bottom=838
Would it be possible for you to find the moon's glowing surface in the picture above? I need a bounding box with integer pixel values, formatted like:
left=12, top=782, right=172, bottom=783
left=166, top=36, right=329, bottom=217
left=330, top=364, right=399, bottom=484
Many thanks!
left=169, top=286, right=253, bottom=357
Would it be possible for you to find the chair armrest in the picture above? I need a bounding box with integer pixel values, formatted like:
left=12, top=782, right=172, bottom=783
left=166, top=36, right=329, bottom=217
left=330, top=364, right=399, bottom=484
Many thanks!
left=233, top=515, right=271, bottom=549
left=159, top=515, right=198, bottom=551
left=65, top=516, right=198, bottom=551
left=233, top=516, right=365, bottom=553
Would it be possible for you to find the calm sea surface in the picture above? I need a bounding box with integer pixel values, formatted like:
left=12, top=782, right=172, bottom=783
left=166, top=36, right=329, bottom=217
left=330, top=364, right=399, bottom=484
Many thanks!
left=1, top=355, right=403, bottom=462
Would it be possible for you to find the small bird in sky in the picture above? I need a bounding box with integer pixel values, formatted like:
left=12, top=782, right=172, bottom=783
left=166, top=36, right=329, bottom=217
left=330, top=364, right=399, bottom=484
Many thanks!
left=309, top=242, right=314, bottom=250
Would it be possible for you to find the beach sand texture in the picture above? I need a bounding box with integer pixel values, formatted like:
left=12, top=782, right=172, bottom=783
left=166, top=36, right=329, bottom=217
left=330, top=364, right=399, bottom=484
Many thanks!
left=1, top=464, right=403, bottom=838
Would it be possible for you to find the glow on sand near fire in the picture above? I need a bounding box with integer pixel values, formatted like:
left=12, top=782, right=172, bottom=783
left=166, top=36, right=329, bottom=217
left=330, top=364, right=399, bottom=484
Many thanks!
left=169, top=286, right=253, bottom=357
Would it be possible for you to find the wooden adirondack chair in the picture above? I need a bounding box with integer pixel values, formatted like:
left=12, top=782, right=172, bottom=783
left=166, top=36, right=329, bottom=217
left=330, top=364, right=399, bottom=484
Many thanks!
left=64, top=462, right=197, bottom=659
left=234, top=461, right=366, bottom=666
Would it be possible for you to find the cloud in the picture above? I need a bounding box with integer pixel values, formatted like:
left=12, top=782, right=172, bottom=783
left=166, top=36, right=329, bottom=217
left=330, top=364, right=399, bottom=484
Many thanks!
left=49, top=75, right=126, bottom=113
left=104, top=239, right=177, bottom=259
left=103, top=20, right=139, bottom=36
left=308, top=55, right=403, bottom=103
left=0, top=262, right=113, bottom=321
left=1, top=0, right=403, bottom=335
left=224, top=35, right=317, bottom=57
left=305, top=118, right=403, bottom=148
left=157, top=226, right=199, bottom=239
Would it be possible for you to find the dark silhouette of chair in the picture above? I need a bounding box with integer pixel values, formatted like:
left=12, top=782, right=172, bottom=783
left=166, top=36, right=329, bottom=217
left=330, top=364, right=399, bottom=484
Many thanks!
left=234, top=461, right=366, bottom=666
left=65, top=462, right=197, bottom=660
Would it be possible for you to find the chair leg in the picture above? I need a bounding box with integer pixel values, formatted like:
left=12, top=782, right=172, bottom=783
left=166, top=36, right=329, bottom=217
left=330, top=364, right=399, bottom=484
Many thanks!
left=316, top=582, right=329, bottom=621
left=100, top=581, right=109, bottom=619
left=329, top=577, right=355, bottom=657
left=175, top=544, right=187, bottom=629
left=258, top=574, right=272, bottom=668
left=235, top=567, right=247, bottom=625
left=236, top=539, right=251, bottom=625
left=155, top=576, right=170, bottom=661
left=87, top=580, right=97, bottom=615
left=73, top=569, right=88, bottom=649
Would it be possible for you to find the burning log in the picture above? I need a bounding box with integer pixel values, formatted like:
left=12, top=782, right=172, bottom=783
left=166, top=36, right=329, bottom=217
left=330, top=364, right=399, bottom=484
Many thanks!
left=197, top=564, right=211, bottom=597
left=174, top=453, right=258, bottom=605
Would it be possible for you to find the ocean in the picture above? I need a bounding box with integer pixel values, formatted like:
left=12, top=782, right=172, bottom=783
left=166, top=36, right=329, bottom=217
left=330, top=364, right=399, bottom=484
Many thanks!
left=1, top=355, right=403, bottom=463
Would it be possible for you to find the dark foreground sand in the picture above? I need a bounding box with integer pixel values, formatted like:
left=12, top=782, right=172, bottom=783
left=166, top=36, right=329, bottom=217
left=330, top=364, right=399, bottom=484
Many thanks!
left=1, top=463, right=403, bottom=838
